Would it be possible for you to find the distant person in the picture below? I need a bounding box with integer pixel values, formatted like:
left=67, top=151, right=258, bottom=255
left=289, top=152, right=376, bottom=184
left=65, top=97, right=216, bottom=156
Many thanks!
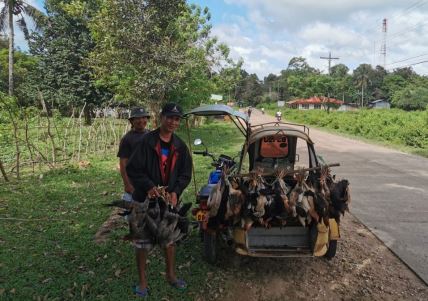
left=275, top=110, right=282, bottom=121
left=117, top=107, right=150, bottom=199
left=247, top=107, right=252, bottom=118
left=126, top=103, right=192, bottom=297
left=261, top=107, right=265, bottom=114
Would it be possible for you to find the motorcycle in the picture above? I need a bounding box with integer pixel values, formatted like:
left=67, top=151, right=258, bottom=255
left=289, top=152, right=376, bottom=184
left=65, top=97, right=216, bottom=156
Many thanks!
left=191, top=138, right=237, bottom=240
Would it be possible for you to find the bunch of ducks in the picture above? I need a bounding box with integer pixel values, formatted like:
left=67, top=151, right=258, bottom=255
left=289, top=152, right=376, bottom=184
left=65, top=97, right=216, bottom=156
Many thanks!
left=106, top=187, right=191, bottom=248
left=207, top=166, right=351, bottom=230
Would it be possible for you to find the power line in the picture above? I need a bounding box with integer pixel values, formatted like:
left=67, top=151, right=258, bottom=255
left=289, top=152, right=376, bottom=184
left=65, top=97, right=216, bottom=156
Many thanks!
left=386, top=59, right=428, bottom=71
left=387, top=0, right=428, bottom=25
left=373, top=1, right=428, bottom=47
left=386, top=53, right=428, bottom=66
left=365, top=0, right=428, bottom=36
left=386, top=20, right=428, bottom=43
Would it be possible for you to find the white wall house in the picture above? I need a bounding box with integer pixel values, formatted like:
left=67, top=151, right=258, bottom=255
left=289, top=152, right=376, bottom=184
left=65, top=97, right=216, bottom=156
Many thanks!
left=287, top=96, right=344, bottom=110
left=368, top=99, right=391, bottom=109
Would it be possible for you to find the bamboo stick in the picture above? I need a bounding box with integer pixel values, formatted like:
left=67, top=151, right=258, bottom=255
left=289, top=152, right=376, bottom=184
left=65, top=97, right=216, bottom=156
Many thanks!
left=77, top=103, right=86, bottom=162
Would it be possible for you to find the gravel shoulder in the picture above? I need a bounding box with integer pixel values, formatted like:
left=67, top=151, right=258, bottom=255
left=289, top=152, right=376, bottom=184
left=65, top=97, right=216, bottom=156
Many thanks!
left=196, top=213, right=428, bottom=301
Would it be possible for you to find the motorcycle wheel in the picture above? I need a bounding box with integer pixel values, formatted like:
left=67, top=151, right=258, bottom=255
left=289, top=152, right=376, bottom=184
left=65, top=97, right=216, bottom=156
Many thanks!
left=203, top=231, right=217, bottom=264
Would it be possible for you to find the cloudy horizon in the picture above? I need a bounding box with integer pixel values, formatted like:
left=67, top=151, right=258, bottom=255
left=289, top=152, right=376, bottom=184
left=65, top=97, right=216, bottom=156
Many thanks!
left=5, top=0, right=428, bottom=79
left=193, top=0, right=428, bottom=78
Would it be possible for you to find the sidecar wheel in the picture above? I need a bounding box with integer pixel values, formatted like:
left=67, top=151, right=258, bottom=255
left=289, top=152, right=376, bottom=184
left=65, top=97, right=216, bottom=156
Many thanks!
left=203, top=231, right=217, bottom=264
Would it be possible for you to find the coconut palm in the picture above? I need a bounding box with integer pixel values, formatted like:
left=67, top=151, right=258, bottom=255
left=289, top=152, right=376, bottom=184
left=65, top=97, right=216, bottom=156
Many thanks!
left=0, top=0, right=44, bottom=96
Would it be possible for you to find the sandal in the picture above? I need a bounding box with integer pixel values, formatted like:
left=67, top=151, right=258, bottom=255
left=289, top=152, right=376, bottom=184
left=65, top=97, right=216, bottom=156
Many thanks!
left=169, top=279, right=187, bottom=290
left=132, top=285, right=150, bottom=297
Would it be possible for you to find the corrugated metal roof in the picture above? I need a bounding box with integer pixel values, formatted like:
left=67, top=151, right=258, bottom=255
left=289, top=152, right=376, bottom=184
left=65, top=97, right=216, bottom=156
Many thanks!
left=184, top=104, right=248, bottom=122
left=287, top=96, right=344, bottom=105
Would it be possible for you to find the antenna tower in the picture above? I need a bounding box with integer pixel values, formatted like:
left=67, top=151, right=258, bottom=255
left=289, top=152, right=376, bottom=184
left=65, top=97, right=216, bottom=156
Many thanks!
left=381, top=18, right=387, bottom=68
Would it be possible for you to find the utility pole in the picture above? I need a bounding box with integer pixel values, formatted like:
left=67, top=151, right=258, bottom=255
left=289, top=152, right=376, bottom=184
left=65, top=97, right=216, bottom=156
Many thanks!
left=320, top=51, right=339, bottom=75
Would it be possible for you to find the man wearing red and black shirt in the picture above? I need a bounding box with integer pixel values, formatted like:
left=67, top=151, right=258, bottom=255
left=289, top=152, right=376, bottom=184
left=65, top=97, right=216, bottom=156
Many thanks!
left=126, top=103, right=192, bottom=295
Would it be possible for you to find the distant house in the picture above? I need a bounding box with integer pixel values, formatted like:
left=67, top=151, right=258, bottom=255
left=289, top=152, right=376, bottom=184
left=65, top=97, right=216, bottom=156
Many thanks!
left=368, top=99, right=390, bottom=109
left=338, top=103, right=359, bottom=111
left=210, top=94, right=223, bottom=103
left=287, top=96, right=344, bottom=110
left=277, top=100, right=285, bottom=107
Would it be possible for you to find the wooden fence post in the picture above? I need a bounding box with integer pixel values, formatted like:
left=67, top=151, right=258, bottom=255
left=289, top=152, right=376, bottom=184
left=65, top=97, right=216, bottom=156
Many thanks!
left=39, top=91, right=57, bottom=165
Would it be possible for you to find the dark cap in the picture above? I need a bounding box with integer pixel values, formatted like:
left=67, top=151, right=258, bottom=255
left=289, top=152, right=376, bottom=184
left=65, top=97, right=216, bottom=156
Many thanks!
left=129, top=107, right=150, bottom=119
left=161, top=103, right=183, bottom=117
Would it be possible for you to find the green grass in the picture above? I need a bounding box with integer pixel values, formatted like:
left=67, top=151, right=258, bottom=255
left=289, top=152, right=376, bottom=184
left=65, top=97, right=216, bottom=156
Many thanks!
left=0, top=120, right=244, bottom=300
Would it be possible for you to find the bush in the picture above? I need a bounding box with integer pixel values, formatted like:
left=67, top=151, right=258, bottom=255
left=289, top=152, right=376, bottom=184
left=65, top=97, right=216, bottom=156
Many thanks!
left=276, top=108, right=428, bottom=154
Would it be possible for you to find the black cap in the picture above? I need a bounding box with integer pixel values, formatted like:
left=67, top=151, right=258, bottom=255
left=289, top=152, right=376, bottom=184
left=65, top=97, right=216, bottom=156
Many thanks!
left=161, top=103, right=183, bottom=117
left=129, top=107, right=150, bottom=119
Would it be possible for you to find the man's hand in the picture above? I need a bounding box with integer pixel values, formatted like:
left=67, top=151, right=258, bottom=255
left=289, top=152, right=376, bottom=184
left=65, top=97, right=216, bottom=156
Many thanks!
left=147, top=187, right=160, bottom=199
left=169, top=192, right=178, bottom=207
left=124, top=183, right=134, bottom=193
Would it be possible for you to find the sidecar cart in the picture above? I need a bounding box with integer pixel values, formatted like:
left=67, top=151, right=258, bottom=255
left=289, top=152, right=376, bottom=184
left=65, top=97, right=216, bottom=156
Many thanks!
left=184, top=104, right=346, bottom=264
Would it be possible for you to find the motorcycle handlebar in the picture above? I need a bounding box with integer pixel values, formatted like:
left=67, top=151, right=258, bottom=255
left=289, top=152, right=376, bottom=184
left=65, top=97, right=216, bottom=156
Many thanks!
left=193, top=151, right=205, bottom=155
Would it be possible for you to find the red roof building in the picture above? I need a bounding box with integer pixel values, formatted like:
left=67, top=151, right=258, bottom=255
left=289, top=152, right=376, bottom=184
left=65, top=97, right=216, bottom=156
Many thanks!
left=287, top=96, right=344, bottom=110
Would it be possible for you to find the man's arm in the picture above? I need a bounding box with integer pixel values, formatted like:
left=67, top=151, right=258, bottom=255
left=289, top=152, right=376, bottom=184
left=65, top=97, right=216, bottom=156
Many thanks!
left=119, top=158, right=134, bottom=193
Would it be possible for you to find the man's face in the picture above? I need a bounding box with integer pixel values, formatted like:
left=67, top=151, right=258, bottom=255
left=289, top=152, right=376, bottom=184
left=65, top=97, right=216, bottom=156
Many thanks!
left=160, top=115, right=180, bottom=133
left=130, top=117, right=148, bottom=131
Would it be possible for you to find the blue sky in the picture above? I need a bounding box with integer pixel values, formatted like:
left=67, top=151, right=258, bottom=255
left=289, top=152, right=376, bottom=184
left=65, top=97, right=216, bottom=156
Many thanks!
left=13, top=1, right=428, bottom=78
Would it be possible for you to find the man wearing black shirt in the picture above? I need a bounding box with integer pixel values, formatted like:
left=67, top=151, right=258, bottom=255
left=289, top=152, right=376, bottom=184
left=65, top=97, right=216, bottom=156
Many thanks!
left=127, top=103, right=192, bottom=296
left=117, top=107, right=150, bottom=195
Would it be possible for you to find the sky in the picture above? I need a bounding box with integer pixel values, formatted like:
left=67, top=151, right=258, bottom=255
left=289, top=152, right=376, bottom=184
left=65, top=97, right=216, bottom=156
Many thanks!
left=8, top=0, right=428, bottom=79
left=190, top=0, right=428, bottom=78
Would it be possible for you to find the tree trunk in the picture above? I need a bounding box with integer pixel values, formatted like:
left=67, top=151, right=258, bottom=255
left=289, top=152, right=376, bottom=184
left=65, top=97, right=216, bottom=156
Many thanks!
left=8, top=1, right=14, bottom=96
left=84, top=104, right=93, bottom=125
left=0, top=159, right=9, bottom=182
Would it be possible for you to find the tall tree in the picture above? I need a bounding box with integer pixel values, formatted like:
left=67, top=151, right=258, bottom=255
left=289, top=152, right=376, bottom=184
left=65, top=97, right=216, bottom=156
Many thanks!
left=286, top=57, right=319, bottom=75
left=89, top=0, right=195, bottom=119
left=0, top=0, right=43, bottom=95
left=330, top=64, right=349, bottom=78
left=353, top=64, right=374, bottom=106
left=28, top=0, right=111, bottom=123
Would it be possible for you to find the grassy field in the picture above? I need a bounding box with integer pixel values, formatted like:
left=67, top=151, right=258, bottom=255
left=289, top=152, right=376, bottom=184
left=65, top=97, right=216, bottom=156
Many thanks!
left=0, top=120, right=244, bottom=300
left=262, top=103, right=428, bottom=157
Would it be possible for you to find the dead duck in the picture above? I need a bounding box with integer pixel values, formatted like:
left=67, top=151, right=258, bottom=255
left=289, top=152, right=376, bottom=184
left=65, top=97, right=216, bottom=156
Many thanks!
left=329, top=179, right=351, bottom=223
left=224, top=176, right=245, bottom=222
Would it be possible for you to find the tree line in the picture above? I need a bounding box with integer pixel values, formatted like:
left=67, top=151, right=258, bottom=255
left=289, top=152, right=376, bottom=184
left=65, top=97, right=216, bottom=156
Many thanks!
left=1, top=0, right=427, bottom=126
left=235, top=57, right=428, bottom=111
left=0, top=0, right=243, bottom=124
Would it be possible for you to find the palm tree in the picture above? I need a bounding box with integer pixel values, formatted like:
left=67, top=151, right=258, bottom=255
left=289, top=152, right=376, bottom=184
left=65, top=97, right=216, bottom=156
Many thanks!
left=0, top=0, right=43, bottom=96
left=356, top=74, right=371, bottom=107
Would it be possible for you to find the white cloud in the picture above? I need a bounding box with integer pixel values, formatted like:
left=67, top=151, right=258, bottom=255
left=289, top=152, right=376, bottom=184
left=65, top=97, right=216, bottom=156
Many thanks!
left=212, top=0, right=428, bottom=77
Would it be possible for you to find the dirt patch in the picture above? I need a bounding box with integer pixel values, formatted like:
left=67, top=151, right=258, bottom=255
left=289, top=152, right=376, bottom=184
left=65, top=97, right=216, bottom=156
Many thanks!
left=197, top=214, right=428, bottom=301
left=94, top=207, right=127, bottom=244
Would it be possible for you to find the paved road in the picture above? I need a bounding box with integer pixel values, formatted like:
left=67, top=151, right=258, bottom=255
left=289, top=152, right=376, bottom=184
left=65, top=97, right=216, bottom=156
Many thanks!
left=250, top=109, right=428, bottom=284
